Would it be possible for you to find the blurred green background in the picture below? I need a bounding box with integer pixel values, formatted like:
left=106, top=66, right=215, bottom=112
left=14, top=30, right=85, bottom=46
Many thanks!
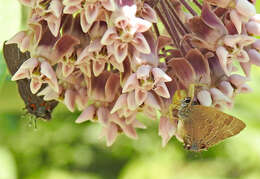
left=1, top=1, right=260, bottom=179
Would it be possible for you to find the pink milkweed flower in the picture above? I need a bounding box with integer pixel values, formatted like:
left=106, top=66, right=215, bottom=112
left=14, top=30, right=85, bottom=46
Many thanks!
left=12, top=57, right=59, bottom=94
left=120, top=64, right=171, bottom=109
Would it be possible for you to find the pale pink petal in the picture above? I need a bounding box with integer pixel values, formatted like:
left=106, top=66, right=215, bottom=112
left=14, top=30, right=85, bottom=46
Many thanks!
left=75, top=88, right=88, bottom=110
left=216, top=46, right=230, bottom=76
left=230, top=10, right=242, bottom=34
left=127, top=91, right=138, bottom=110
left=105, top=122, right=118, bottom=146
left=144, top=92, right=161, bottom=110
left=246, top=21, right=260, bottom=36
left=152, top=67, right=172, bottom=83
left=132, top=119, right=146, bottom=129
left=84, top=4, right=99, bottom=25
left=136, top=65, right=151, bottom=80
left=75, top=105, right=96, bottom=123
left=30, top=78, right=42, bottom=94
left=49, top=0, right=63, bottom=18
left=141, top=3, right=157, bottom=23
left=131, top=33, right=150, bottom=54
left=159, top=117, right=177, bottom=147
left=101, top=27, right=118, bottom=45
left=253, top=39, right=260, bottom=51
left=109, top=55, right=124, bottom=72
left=135, top=89, right=147, bottom=106
left=250, top=14, right=260, bottom=23
left=240, top=62, right=251, bottom=78
left=130, top=17, right=152, bottom=33
left=237, top=83, right=253, bottom=93
left=105, top=73, right=120, bottom=102
left=110, top=94, right=127, bottom=113
left=63, top=0, right=82, bottom=6
left=154, top=82, right=170, bottom=98
left=101, top=0, right=116, bottom=11
left=6, top=31, right=27, bottom=45
left=63, top=5, right=81, bottom=14
left=197, top=90, right=212, bottom=106
left=248, top=49, right=260, bottom=66
left=62, top=63, right=75, bottom=77
left=20, top=35, right=31, bottom=52
left=228, top=74, right=248, bottom=89
left=40, top=61, right=59, bottom=92
left=97, top=107, right=109, bottom=125
left=64, top=89, right=76, bottom=112
left=218, top=81, right=234, bottom=98
left=210, top=88, right=232, bottom=103
left=93, top=60, right=106, bottom=77
left=80, top=11, right=92, bottom=33
left=236, top=50, right=250, bottom=63
left=236, top=0, right=256, bottom=19
left=37, top=86, right=59, bottom=101
left=113, top=42, right=128, bottom=63
left=123, top=124, right=138, bottom=139
left=46, top=15, right=61, bottom=37
left=122, top=73, right=139, bottom=93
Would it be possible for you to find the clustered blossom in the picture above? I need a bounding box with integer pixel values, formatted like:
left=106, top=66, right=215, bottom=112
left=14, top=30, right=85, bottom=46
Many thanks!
left=6, top=0, right=260, bottom=147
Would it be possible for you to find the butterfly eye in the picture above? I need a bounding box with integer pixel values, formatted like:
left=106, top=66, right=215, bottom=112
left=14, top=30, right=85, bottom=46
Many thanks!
left=185, top=144, right=191, bottom=150
left=184, top=97, right=191, bottom=104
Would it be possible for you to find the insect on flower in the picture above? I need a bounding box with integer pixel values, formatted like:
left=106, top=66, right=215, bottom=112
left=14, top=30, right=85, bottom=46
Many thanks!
left=3, top=42, right=58, bottom=120
left=172, top=84, right=246, bottom=152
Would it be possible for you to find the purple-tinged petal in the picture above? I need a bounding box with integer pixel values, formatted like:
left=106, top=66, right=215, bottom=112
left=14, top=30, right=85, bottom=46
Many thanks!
left=64, top=89, right=76, bottom=112
left=75, top=105, right=96, bottom=123
left=20, top=35, right=31, bottom=52
left=185, top=49, right=211, bottom=84
left=197, top=90, right=212, bottom=106
left=63, top=0, right=82, bottom=6
left=135, top=89, right=147, bottom=106
left=105, top=73, right=120, bottom=102
left=113, top=118, right=138, bottom=139
left=109, top=55, right=124, bottom=72
left=228, top=74, right=248, bottom=88
left=167, top=58, right=196, bottom=88
left=144, top=92, right=161, bottom=110
left=132, top=119, right=146, bottom=129
left=248, top=49, right=260, bottom=66
left=152, top=67, right=172, bottom=84
left=154, top=82, right=170, bottom=98
left=46, top=15, right=61, bottom=37
left=122, top=73, right=138, bottom=93
left=111, top=94, right=127, bottom=113
left=218, top=81, right=234, bottom=98
left=235, top=50, right=250, bottom=63
left=131, top=33, right=150, bottom=54
left=38, top=86, right=59, bottom=101
left=230, top=10, right=242, bottom=34
left=54, top=34, right=80, bottom=59
left=63, top=4, right=81, bottom=14
left=75, top=88, right=88, bottom=110
left=30, top=78, right=42, bottom=94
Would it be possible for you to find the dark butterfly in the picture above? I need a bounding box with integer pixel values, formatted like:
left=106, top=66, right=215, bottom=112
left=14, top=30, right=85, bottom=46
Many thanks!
left=3, top=42, right=58, bottom=120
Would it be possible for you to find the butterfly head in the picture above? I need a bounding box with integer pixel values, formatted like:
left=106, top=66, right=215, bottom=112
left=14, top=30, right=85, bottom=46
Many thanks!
left=184, top=142, right=207, bottom=152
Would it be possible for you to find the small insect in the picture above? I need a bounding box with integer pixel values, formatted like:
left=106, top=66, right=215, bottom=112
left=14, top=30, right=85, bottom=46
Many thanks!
left=170, top=84, right=246, bottom=152
left=3, top=42, right=58, bottom=120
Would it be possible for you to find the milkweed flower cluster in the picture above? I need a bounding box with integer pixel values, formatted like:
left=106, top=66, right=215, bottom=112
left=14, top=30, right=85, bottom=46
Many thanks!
left=6, top=0, right=260, bottom=146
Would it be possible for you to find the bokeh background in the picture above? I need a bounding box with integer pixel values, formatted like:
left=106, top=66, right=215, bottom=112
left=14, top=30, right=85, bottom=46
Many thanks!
left=1, top=0, right=260, bottom=179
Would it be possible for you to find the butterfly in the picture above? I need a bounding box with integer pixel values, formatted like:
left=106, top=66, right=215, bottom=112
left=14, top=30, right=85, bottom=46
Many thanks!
left=175, top=96, right=246, bottom=152
left=3, top=42, right=58, bottom=120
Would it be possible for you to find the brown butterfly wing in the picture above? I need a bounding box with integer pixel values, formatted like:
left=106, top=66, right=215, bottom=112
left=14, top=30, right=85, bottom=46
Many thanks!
left=3, top=42, right=58, bottom=120
left=181, top=105, right=246, bottom=150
